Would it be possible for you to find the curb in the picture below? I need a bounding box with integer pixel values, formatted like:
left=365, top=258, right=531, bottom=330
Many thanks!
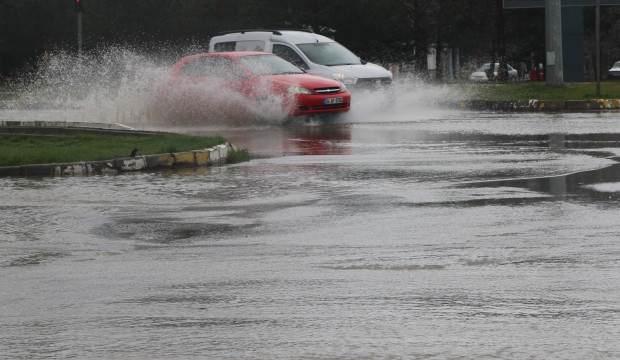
left=0, top=143, right=236, bottom=177
left=455, top=99, right=620, bottom=112
left=0, top=120, right=135, bottom=131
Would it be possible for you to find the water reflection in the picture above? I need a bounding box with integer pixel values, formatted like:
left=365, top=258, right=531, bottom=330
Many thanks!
left=548, top=134, right=568, bottom=197
left=178, top=124, right=353, bottom=157
left=549, top=133, right=566, bottom=151
left=283, top=124, right=351, bottom=156
left=463, top=134, right=620, bottom=202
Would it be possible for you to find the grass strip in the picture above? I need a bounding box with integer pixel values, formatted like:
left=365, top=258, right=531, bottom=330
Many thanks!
left=466, top=81, right=620, bottom=101
left=0, top=131, right=225, bottom=166
left=226, top=148, right=250, bottom=164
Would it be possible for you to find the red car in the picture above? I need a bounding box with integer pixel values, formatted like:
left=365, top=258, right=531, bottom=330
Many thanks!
left=154, top=51, right=351, bottom=124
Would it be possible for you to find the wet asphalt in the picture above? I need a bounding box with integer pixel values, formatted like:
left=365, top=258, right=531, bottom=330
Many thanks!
left=2, top=110, right=620, bottom=359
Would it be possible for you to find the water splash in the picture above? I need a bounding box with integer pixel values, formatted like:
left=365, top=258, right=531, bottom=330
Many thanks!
left=345, top=76, right=468, bottom=123
left=4, top=47, right=466, bottom=127
left=6, top=46, right=290, bottom=127
left=5, top=46, right=162, bottom=124
left=147, top=74, right=291, bottom=127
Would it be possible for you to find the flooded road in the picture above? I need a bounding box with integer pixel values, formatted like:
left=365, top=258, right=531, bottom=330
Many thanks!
left=2, top=111, right=620, bottom=359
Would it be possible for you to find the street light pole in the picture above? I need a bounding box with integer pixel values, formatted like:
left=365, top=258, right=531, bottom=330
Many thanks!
left=545, top=0, right=564, bottom=85
left=595, top=0, right=601, bottom=96
left=75, top=0, right=83, bottom=56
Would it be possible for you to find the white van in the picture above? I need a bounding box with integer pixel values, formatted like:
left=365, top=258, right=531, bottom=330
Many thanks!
left=208, top=30, right=393, bottom=90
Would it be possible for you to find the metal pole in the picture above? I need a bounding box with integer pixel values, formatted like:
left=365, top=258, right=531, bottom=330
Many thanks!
left=595, top=0, right=601, bottom=96
left=497, top=0, right=506, bottom=81
left=545, top=0, right=564, bottom=85
left=77, top=11, right=83, bottom=56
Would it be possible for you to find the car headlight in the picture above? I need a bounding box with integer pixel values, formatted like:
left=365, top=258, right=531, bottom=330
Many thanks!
left=333, top=73, right=357, bottom=85
left=288, top=86, right=312, bottom=95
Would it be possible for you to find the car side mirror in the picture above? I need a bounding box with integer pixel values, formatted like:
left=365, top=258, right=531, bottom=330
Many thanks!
left=360, top=58, right=368, bottom=65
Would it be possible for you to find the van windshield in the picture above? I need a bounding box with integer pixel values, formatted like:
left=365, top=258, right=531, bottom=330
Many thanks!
left=297, top=42, right=361, bottom=66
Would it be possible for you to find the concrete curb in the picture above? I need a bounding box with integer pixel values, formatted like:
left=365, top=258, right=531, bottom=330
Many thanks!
left=0, top=143, right=236, bottom=177
left=0, top=120, right=135, bottom=131
left=455, top=99, right=620, bottom=112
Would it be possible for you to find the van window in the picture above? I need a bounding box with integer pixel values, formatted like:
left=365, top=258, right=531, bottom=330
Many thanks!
left=213, top=42, right=235, bottom=52
left=272, top=44, right=308, bottom=70
left=235, top=40, right=265, bottom=51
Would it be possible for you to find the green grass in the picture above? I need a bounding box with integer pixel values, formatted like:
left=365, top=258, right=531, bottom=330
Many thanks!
left=466, top=81, right=620, bottom=101
left=226, top=148, right=250, bottom=164
left=0, top=131, right=226, bottom=167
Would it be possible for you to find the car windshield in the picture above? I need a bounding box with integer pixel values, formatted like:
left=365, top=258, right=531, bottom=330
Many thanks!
left=239, top=54, right=304, bottom=75
left=614, top=61, right=620, bottom=68
left=181, top=57, right=236, bottom=78
left=297, top=42, right=361, bottom=66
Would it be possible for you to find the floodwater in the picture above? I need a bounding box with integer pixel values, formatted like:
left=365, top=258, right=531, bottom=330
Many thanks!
left=2, top=109, right=620, bottom=359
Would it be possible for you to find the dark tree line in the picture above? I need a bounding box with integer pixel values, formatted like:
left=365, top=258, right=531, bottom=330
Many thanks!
left=1, top=0, right=619, bottom=79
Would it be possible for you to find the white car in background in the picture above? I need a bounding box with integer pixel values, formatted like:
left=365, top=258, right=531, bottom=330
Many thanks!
left=608, top=61, right=620, bottom=80
left=469, top=62, right=518, bottom=82
left=208, top=30, right=393, bottom=90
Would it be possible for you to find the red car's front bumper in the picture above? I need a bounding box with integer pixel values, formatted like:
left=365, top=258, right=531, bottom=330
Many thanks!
left=291, top=92, right=351, bottom=116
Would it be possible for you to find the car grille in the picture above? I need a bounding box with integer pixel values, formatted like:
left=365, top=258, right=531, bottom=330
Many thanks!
left=351, top=77, right=392, bottom=89
left=313, top=87, right=342, bottom=94
left=299, top=103, right=348, bottom=111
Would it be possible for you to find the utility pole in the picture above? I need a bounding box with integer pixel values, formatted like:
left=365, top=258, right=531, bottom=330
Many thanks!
left=497, top=0, right=507, bottom=81
left=75, top=0, right=83, bottom=56
left=595, top=0, right=601, bottom=96
left=545, top=0, right=564, bottom=85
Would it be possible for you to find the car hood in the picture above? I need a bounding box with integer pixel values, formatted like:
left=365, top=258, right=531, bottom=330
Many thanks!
left=268, top=74, right=344, bottom=89
left=609, top=67, right=620, bottom=71
left=326, top=62, right=392, bottom=79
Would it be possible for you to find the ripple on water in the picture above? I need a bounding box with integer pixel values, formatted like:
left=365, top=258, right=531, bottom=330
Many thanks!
left=104, top=316, right=278, bottom=329
left=2, top=251, right=67, bottom=267
left=461, top=255, right=582, bottom=268
left=95, top=217, right=259, bottom=244
left=321, top=263, right=446, bottom=271
left=113, top=294, right=238, bottom=305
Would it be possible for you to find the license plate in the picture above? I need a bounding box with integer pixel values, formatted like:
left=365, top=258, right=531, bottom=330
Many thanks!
left=324, top=97, right=344, bottom=105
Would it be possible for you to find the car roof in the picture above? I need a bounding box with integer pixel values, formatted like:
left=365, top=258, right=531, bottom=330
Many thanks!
left=277, top=30, right=334, bottom=44
left=210, top=30, right=335, bottom=45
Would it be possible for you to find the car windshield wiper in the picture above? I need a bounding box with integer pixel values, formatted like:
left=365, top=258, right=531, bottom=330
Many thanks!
left=275, top=71, right=303, bottom=75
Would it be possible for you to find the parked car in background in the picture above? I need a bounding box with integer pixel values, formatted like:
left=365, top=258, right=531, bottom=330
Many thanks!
left=208, top=30, right=393, bottom=90
left=154, top=52, right=350, bottom=123
left=608, top=61, right=620, bottom=80
left=469, top=63, right=518, bottom=82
